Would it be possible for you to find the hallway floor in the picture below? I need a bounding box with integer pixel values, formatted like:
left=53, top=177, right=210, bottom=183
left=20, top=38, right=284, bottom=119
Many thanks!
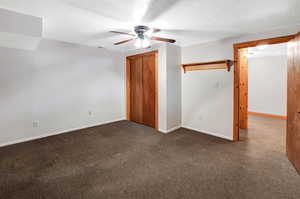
left=240, top=114, right=287, bottom=154
left=0, top=115, right=299, bottom=199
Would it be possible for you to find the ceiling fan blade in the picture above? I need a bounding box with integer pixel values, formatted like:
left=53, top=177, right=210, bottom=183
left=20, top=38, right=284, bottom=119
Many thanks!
left=110, top=31, right=135, bottom=37
left=114, top=39, right=134, bottom=45
left=151, top=36, right=176, bottom=43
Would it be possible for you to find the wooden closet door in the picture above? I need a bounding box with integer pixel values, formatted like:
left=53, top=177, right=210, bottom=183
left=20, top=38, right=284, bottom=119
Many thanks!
left=129, top=56, right=143, bottom=124
left=142, top=54, right=156, bottom=128
left=287, top=33, right=300, bottom=173
left=127, top=51, right=157, bottom=128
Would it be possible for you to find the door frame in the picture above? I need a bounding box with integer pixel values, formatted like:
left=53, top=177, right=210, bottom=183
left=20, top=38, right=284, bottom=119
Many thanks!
left=126, top=50, right=159, bottom=129
left=233, top=34, right=296, bottom=141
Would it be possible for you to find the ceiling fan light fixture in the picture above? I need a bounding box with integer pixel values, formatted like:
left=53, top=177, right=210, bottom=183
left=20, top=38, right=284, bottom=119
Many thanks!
left=134, top=37, right=142, bottom=48
left=111, top=25, right=175, bottom=47
left=134, top=37, right=150, bottom=49
left=142, top=37, right=150, bottom=48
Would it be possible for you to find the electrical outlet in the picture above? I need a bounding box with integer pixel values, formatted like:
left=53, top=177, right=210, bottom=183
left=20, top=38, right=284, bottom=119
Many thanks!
left=33, top=121, right=39, bottom=128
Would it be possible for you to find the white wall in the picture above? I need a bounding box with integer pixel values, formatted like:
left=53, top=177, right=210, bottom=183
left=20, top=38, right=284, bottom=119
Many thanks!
left=248, top=53, right=287, bottom=116
left=166, top=44, right=182, bottom=131
left=181, top=40, right=233, bottom=140
left=0, top=8, right=42, bottom=37
left=0, top=39, right=125, bottom=146
left=181, top=27, right=298, bottom=140
left=0, top=8, right=42, bottom=50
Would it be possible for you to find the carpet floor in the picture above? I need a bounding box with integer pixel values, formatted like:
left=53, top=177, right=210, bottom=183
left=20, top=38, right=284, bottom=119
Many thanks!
left=0, top=115, right=299, bottom=199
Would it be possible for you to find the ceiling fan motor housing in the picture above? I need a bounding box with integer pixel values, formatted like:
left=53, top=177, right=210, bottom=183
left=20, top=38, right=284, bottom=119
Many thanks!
left=134, top=25, right=150, bottom=39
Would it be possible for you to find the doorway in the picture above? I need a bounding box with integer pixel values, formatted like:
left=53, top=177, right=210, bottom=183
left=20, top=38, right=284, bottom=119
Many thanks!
left=239, top=43, right=288, bottom=152
left=126, top=50, right=158, bottom=129
left=233, top=33, right=300, bottom=173
left=239, top=43, right=288, bottom=130
left=233, top=35, right=295, bottom=141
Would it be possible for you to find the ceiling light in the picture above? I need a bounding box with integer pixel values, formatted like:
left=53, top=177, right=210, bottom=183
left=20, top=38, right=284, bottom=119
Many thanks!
left=142, top=37, right=150, bottom=48
left=134, top=38, right=142, bottom=48
left=134, top=37, right=150, bottom=48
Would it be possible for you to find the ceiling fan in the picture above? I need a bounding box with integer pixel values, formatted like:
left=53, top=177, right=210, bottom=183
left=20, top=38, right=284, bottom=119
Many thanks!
left=110, top=25, right=176, bottom=48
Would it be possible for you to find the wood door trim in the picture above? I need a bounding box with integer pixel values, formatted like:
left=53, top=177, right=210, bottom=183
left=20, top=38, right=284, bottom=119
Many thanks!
left=239, top=48, right=249, bottom=129
left=233, top=35, right=296, bottom=49
left=126, top=58, right=131, bottom=120
left=154, top=52, right=158, bottom=129
left=126, top=50, right=159, bottom=129
left=233, top=34, right=296, bottom=141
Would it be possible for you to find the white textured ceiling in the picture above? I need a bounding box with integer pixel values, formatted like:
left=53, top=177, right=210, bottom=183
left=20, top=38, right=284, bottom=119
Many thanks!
left=0, top=0, right=299, bottom=51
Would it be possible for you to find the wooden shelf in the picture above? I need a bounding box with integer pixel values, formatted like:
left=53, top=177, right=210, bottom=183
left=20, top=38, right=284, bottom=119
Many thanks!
left=182, top=60, right=233, bottom=73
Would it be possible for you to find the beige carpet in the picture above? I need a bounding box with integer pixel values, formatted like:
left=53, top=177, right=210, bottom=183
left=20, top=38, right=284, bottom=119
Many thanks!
left=0, top=115, right=299, bottom=199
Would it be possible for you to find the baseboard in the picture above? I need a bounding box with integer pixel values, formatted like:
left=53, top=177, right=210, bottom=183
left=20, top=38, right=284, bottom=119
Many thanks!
left=248, top=111, right=287, bottom=119
left=181, top=125, right=233, bottom=141
left=159, top=125, right=182, bottom=134
left=0, top=118, right=126, bottom=148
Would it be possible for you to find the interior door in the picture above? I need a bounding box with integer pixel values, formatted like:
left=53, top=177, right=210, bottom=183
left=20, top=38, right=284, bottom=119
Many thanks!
left=287, top=33, right=300, bottom=173
left=142, top=54, right=156, bottom=127
left=129, top=56, right=143, bottom=124
left=127, top=51, right=157, bottom=128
